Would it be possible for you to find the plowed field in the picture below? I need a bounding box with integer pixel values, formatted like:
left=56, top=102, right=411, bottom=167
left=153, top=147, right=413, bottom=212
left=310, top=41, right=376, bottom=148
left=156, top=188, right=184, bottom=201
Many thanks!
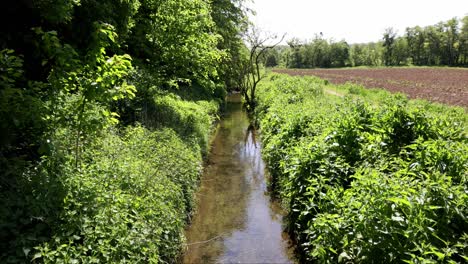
left=274, top=68, right=468, bottom=108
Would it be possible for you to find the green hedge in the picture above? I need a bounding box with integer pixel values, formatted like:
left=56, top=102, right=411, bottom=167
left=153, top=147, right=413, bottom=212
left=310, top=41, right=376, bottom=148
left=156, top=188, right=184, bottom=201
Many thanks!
left=152, top=94, right=219, bottom=155
left=32, top=126, right=202, bottom=263
left=256, top=73, right=468, bottom=263
left=1, top=90, right=218, bottom=263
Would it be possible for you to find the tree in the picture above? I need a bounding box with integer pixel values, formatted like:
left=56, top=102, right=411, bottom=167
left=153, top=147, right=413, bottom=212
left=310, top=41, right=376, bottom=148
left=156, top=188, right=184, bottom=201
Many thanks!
left=330, top=40, right=349, bottom=67
left=127, top=0, right=224, bottom=89
left=265, top=52, right=279, bottom=67
left=442, top=18, right=459, bottom=65
left=460, top=16, right=468, bottom=65
left=0, top=1, right=252, bottom=261
left=210, top=0, right=249, bottom=90
left=383, top=27, right=397, bottom=66
left=311, top=34, right=331, bottom=67
left=349, top=43, right=383, bottom=67
left=287, top=37, right=304, bottom=68
left=425, top=24, right=444, bottom=65
left=238, top=27, right=284, bottom=111
left=393, top=37, right=410, bottom=65
left=406, top=26, right=426, bottom=65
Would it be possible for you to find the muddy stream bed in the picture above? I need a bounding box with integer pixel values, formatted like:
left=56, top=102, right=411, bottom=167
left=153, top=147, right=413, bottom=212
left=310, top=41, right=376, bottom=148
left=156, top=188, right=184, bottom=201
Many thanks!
left=182, top=94, right=295, bottom=263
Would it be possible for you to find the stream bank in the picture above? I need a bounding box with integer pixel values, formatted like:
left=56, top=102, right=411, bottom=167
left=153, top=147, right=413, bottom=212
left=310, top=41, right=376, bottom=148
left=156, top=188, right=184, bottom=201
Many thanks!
left=183, top=93, right=295, bottom=263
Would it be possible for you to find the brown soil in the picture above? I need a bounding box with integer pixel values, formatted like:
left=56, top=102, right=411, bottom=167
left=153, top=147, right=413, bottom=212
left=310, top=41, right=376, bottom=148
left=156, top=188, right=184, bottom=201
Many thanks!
left=274, top=68, right=468, bottom=108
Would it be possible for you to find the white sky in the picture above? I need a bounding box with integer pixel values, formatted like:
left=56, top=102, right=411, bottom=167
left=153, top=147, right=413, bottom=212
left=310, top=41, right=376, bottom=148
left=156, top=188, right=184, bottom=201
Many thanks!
left=246, top=0, right=468, bottom=44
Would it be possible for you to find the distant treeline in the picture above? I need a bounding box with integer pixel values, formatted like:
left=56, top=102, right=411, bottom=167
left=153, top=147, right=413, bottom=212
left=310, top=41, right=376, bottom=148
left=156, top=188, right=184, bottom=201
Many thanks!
left=265, top=16, right=468, bottom=68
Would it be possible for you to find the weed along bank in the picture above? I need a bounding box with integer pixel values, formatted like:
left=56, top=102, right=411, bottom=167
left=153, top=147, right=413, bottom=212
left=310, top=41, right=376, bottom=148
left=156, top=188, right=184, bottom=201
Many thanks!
left=254, top=73, right=467, bottom=263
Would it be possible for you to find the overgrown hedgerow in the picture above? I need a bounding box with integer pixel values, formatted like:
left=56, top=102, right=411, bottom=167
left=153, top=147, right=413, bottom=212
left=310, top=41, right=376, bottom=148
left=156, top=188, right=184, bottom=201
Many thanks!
left=0, top=49, right=219, bottom=262
left=0, top=0, right=244, bottom=262
left=256, top=73, right=468, bottom=263
left=1, top=90, right=218, bottom=263
left=34, top=126, right=203, bottom=263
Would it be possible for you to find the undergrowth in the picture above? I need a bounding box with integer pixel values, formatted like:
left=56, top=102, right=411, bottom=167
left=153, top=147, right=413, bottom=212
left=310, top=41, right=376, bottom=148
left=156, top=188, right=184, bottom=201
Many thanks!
left=0, top=46, right=219, bottom=263
left=256, top=73, right=468, bottom=263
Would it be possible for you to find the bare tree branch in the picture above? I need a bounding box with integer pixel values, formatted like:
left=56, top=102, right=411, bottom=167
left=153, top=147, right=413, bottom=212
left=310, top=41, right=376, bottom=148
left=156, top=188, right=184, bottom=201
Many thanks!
left=239, top=26, right=285, bottom=111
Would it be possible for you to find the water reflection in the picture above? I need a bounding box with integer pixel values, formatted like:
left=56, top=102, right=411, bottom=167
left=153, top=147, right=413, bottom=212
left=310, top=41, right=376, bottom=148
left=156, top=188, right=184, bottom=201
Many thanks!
left=183, top=94, right=294, bottom=263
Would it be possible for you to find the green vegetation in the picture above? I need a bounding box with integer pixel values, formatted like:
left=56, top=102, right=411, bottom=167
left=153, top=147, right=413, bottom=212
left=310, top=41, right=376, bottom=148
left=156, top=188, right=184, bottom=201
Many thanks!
left=0, top=0, right=248, bottom=262
left=2, top=0, right=467, bottom=262
left=237, top=27, right=285, bottom=111
left=265, top=16, right=468, bottom=68
left=256, top=73, right=468, bottom=263
left=34, top=126, right=206, bottom=262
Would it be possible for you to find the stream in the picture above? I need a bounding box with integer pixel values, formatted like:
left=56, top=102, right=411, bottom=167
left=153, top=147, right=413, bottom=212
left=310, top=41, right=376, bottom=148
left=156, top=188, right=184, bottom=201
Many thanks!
left=183, top=93, right=295, bottom=263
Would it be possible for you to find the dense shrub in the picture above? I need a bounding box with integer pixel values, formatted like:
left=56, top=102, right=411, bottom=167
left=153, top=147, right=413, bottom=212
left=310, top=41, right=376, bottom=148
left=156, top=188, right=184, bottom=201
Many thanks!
left=0, top=28, right=219, bottom=263
left=0, top=0, right=246, bottom=260
left=1, top=97, right=217, bottom=263
left=152, top=94, right=219, bottom=154
left=256, top=73, right=468, bottom=263
left=31, top=126, right=203, bottom=263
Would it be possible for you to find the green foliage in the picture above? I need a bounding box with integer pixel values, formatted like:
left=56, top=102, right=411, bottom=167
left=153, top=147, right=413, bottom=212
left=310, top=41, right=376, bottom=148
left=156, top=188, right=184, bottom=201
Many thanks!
left=152, top=93, right=219, bottom=155
left=0, top=49, right=44, bottom=154
left=33, top=0, right=79, bottom=24
left=126, top=0, right=226, bottom=89
left=69, top=0, right=140, bottom=45
left=29, top=126, right=202, bottom=263
left=265, top=53, right=279, bottom=67
left=278, top=16, right=468, bottom=68
left=256, top=73, right=468, bottom=263
left=31, top=24, right=136, bottom=169
left=349, top=42, right=384, bottom=67
left=1, top=0, right=243, bottom=261
left=383, top=27, right=397, bottom=66
left=285, top=36, right=350, bottom=68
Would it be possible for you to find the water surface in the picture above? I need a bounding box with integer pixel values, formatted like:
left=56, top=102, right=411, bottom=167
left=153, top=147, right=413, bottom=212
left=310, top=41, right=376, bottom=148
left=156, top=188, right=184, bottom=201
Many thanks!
left=183, top=94, right=294, bottom=263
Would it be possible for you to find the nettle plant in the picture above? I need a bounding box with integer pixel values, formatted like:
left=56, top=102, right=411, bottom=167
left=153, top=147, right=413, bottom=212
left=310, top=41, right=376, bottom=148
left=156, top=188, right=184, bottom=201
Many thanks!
left=255, top=74, right=468, bottom=263
left=35, top=23, right=136, bottom=166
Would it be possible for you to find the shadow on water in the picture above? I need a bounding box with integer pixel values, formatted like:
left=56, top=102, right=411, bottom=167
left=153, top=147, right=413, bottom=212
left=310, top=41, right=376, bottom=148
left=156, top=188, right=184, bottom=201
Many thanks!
left=183, top=93, right=295, bottom=263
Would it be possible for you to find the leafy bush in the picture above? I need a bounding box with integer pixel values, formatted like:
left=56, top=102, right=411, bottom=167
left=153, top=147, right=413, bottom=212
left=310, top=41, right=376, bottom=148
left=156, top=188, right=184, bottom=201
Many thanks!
left=30, top=126, right=202, bottom=263
left=0, top=24, right=219, bottom=262
left=1, top=0, right=244, bottom=262
left=256, top=73, right=468, bottom=263
left=152, top=94, right=219, bottom=154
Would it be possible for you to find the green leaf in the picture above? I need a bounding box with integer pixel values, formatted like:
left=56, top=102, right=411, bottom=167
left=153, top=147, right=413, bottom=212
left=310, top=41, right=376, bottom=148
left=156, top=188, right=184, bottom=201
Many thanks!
left=32, top=252, right=42, bottom=260
left=387, top=197, right=411, bottom=207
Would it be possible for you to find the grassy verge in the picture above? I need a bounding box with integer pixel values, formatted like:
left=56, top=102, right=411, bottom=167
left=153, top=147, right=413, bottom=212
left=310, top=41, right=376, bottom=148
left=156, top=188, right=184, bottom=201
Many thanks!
left=256, top=73, right=467, bottom=263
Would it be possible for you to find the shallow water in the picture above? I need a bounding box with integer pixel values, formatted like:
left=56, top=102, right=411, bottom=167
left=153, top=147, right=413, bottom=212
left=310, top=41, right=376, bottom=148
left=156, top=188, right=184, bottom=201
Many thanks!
left=183, top=94, right=294, bottom=263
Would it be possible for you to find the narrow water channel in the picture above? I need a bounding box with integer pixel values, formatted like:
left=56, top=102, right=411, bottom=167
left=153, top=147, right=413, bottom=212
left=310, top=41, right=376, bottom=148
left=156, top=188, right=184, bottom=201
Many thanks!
left=183, top=94, right=294, bottom=263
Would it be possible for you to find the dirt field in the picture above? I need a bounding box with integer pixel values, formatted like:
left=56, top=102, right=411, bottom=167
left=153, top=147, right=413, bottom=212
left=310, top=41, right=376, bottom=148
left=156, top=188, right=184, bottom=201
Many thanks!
left=274, top=68, right=468, bottom=108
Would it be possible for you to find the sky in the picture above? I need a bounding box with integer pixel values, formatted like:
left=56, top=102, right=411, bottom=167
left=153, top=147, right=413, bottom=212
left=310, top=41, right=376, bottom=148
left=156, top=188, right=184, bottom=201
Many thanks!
left=246, top=0, right=468, bottom=44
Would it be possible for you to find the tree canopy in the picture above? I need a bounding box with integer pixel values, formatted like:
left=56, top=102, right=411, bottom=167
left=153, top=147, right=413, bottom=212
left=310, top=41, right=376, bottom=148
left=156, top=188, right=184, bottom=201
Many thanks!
left=265, top=16, right=468, bottom=68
